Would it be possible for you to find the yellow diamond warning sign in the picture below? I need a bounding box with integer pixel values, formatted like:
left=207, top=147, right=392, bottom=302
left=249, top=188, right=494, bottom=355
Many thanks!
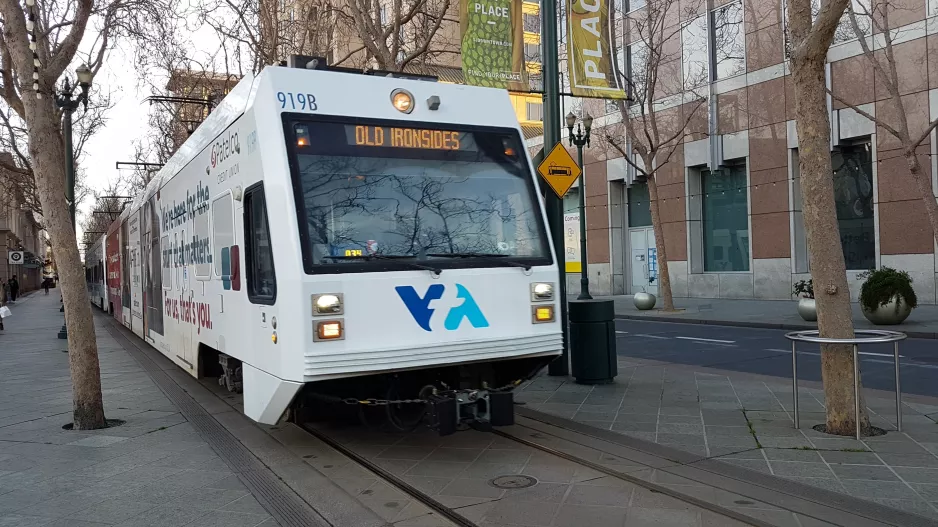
left=537, top=143, right=581, bottom=198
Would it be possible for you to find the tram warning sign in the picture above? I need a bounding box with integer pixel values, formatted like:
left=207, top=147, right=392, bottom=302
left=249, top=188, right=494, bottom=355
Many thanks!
left=8, top=251, right=23, bottom=265
left=537, top=143, right=581, bottom=198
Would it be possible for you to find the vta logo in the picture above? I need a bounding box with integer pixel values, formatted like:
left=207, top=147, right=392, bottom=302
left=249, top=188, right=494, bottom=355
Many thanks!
left=396, top=284, right=489, bottom=332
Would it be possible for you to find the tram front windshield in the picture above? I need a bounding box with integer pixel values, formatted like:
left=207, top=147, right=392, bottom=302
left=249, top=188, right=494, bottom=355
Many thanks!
left=286, top=117, right=551, bottom=273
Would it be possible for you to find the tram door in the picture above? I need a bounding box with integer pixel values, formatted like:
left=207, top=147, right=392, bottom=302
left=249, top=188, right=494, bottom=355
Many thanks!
left=243, top=184, right=278, bottom=373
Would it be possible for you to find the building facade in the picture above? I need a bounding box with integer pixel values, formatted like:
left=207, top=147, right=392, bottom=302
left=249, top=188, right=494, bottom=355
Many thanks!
left=528, top=0, right=938, bottom=304
left=0, top=159, right=45, bottom=292
left=164, top=70, right=240, bottom=154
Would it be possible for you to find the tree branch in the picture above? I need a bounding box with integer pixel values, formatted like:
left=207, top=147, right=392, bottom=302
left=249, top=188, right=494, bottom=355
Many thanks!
left=44, top=0, right=94, bottom=82
left=793, top=0, right=850, bottom=58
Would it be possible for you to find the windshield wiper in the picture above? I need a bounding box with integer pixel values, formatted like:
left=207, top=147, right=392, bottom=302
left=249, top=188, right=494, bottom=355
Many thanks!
left=323, top=254, right=442, bottom=274
left=427, top=252, right=532, bottom=271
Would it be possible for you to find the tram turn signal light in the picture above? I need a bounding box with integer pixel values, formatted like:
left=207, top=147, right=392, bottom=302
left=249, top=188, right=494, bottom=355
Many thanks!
left=316, top=320, right=343, bottom=340
left=532, top=305, right=555, bottom=323
left=295, top=124, right=310, bottom=146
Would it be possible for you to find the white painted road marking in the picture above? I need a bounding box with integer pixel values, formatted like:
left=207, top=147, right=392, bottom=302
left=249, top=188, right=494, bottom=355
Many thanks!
left=635, top=334, right=670, bottom=340
left=616, top=331, right=629, bottom=334
left=763, top=349, right=938, bottom=370
left=675, top=336, right=736, bottom=344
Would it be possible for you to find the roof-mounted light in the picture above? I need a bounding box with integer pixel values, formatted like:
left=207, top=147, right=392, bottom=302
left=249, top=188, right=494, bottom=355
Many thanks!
left=391, top=89, right=414, bottom=114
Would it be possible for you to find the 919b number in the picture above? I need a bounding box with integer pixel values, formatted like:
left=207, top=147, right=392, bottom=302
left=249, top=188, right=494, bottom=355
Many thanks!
left=277, top=92, right=317, bottom=111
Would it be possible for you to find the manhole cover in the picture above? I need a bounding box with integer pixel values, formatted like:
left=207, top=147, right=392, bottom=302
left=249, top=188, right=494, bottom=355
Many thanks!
left=489, top=475, right=538, bottom=489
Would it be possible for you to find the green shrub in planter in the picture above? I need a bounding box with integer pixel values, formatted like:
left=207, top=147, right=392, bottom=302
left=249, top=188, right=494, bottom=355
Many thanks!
left=792, top=279, right=814, bottom=299
left=858, top=267, right=917, bottom=315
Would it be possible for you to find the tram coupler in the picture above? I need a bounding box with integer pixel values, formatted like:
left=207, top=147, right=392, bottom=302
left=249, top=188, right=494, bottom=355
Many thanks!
left=427, top=389, right=515, bottom=436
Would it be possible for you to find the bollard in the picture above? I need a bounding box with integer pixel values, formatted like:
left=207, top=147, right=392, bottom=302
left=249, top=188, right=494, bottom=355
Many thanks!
left=569, top=299, right=617, bottom=384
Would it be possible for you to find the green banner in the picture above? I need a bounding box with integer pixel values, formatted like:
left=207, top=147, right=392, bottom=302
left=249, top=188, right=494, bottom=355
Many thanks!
left=567, top=0, right=627, bottom=99
left=461, top=0, right=525, bottom=90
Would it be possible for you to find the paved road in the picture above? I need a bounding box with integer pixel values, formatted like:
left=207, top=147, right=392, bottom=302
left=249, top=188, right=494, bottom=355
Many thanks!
left=614, top=318, right=938, bottom=398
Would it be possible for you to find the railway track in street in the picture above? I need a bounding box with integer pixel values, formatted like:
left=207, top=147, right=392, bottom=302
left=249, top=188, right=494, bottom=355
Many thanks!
left=296, top=409, right=771, bottom=527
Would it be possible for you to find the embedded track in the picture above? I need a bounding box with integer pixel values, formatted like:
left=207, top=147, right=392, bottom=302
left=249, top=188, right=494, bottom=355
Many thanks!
left=298, top=412, right=773, bottom=527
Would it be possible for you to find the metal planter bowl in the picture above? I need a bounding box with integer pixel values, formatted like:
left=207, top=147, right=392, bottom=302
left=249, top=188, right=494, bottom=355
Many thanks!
left=796, top=298, right=817, bottom=322
left=862, top=295, right=913, bottom=325
left=634, top=292, right=656, bottom=310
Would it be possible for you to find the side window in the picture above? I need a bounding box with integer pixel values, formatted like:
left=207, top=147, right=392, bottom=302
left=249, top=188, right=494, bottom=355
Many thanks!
left=212, top=193, right=234, bottom=278
left=161, top=235, right=171, bottom=290
left=244, top=184, right=277, bottom=304
left=194, top=206, right=211, bottom=279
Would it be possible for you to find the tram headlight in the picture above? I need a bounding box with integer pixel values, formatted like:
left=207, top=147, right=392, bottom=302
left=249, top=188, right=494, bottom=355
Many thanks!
left=531, top=282, right=554, bottom=302
left=312, top=293, right=343, bottom=315
left=315, top=320, right=344, bottom=341
left=391, top=89, right=414, bottom=114
left=532, top=305, right=555, bottom=323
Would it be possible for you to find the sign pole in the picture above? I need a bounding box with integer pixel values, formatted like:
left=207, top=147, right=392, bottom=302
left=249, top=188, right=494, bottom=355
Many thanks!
left=541, top=0, right=569, bottom=376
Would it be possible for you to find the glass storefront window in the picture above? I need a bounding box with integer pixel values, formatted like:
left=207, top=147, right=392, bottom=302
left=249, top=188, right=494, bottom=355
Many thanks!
left=702, top=165, right=750, bottom=272
left=832, top=143, right=875, bottom=270
left=627, top=182, right=651, bottom=227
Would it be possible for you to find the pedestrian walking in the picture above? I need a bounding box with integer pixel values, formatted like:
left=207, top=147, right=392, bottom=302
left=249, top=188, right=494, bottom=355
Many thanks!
left=0, top=282, right=7, bottom=331
left=43, top=278, right=50, bottom=295
left=9, top=277, right=18, bottom=302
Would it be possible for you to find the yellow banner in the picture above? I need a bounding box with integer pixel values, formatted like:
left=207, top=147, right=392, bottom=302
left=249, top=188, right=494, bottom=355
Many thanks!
left=566, top=0, right=627, bottom=99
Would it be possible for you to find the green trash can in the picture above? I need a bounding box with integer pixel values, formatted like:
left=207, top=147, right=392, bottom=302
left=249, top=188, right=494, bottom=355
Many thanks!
left=569, top=299, right=617, bottom=384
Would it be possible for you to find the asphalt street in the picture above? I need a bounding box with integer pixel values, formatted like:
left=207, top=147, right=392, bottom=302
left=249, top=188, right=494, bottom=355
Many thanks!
left=614, top=318, right=938, bottom=398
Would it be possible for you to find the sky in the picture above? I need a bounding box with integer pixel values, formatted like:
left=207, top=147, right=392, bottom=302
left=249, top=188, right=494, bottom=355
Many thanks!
left=75, top=7, right=227, bottom=246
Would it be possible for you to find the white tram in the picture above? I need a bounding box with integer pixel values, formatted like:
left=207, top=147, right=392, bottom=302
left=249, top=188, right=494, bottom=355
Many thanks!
left=92, top=58, right=563, bottom=429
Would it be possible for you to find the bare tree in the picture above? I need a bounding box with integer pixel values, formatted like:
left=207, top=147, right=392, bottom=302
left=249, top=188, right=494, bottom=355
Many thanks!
left=600, top=0, right=708, bottom=311
left=79, top=181, right=126, bottom=249
left=0, top=89, right=110, bottom=220
left=827, top=1, right=938, bottom=246
left=0, top=0, right=169, bottom=430
left=788, top=0, right=869, bottom=435
left=344, top=0, right=456, bottom=72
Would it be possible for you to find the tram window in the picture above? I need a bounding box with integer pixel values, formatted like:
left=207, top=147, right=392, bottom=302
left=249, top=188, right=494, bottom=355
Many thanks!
left=194, top=206, right=211, bottom=279
left=244, top=183, right=277, bottom=304
left=212, top=193, right=234, bottom=278
left=161, top=235, right=171, bottom=290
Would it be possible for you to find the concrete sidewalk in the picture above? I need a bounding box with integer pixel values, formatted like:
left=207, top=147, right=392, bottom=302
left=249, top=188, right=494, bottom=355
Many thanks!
left=517, top=355, right=938, bottom=523
left=591, top=295, right=938, bottom=338
left=0, top=291, right=393, bottom=527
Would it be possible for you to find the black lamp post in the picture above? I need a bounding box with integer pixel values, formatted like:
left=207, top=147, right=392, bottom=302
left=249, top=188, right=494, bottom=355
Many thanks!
left=566, top=111, right=593, bottom=300
left=57, top=64, right=92, bottom=339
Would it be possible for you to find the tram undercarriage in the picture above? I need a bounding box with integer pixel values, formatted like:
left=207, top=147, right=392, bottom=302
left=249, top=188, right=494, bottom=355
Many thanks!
left=291, top=355, right=553, bottom=435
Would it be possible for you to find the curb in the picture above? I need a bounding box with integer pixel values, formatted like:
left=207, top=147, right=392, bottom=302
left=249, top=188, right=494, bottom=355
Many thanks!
left=613, top=313, right=938, bottom=339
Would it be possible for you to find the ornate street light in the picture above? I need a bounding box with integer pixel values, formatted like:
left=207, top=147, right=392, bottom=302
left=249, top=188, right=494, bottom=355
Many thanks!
left=566, top=112, right=593, bottom=300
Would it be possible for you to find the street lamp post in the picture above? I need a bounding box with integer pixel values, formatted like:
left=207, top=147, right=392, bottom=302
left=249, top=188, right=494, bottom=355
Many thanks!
left=56, top=64, right=93, bottom=340
left=566, top=112, right=593, bottom=300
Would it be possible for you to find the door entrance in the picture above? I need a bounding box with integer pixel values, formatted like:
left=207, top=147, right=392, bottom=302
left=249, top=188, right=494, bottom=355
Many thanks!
left=629, top=228, right=658, bottom=295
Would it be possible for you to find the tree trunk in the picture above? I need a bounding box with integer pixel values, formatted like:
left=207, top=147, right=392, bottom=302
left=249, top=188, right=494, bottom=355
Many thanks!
left=905, top=152, right=938, bottom=245
left=790, top=53, right=870, bottom=436
left=27, top=104, right=107, bottom=430
left=647, top=174, right=674, bottom=311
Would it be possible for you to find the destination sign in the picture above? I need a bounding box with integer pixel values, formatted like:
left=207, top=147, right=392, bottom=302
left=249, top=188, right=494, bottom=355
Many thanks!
left=346, top=125, right=476, bottom=152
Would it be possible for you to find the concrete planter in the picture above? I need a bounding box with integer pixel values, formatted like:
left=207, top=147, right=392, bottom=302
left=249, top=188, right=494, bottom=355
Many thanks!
left=796, top=298, right=817, bottom=322
left=633, top=292, right=656, bottom=310
left=862, top=295, right=913, bottom=325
